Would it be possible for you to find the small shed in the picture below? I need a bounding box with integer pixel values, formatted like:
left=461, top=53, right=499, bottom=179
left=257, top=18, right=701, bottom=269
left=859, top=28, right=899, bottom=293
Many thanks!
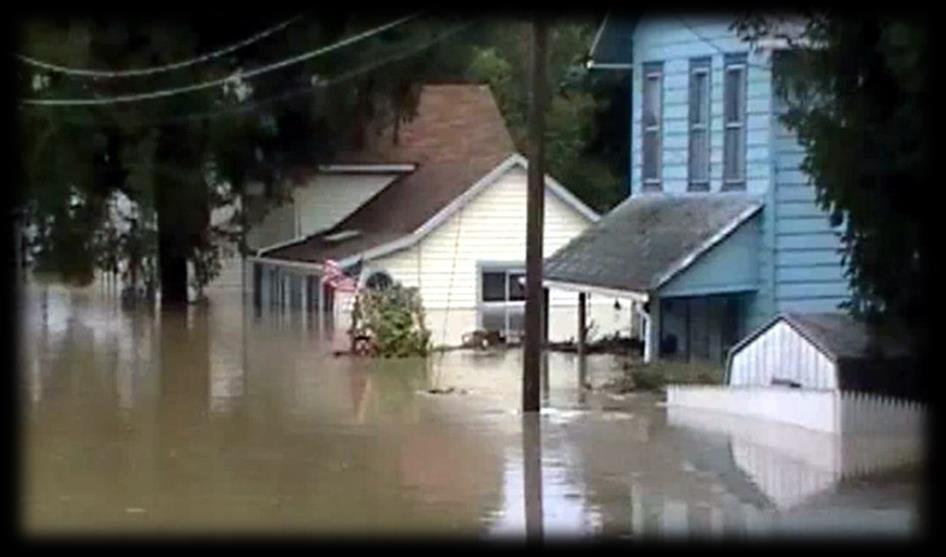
left=726, top=313, right=918, bottom=399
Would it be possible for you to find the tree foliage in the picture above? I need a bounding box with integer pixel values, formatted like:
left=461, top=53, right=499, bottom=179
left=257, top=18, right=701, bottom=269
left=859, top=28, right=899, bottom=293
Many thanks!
left=16, top=14, right=628, bottom=303
left=465, top=17, right=628, bottom=213
left=16, top=13, right=486, bottom=302
left=735, top=13, right=930, bottom=346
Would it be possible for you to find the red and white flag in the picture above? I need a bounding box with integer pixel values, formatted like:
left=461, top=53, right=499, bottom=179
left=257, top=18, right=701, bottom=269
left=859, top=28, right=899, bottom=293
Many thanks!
left=322, top=259, right=360, bottom=293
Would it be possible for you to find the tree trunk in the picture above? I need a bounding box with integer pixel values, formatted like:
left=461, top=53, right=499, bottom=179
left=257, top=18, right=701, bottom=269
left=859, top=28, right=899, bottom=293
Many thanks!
left=158, top=224, right=189, bottom=307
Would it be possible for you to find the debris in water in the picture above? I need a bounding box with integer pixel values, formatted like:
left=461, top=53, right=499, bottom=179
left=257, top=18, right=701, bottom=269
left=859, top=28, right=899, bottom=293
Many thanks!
left=125, top=507, right=147, bottom=514
left=421, top=387, right=471, bottom=396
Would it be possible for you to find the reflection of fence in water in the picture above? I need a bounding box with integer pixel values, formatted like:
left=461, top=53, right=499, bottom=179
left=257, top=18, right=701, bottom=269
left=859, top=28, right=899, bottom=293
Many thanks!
left=667, top=405, right=923, bottom=511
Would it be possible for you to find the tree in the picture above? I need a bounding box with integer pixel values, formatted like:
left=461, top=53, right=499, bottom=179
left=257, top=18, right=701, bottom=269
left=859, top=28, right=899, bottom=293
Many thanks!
left=465, top=16, right=628, bottom=213
left=17, top=13, right=486, bottom=305
left=734, top=13, right=930, bottom=351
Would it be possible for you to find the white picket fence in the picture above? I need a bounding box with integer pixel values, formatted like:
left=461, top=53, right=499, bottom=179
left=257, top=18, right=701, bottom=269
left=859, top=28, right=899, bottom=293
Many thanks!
left=665, top=385, right=926, bottom=436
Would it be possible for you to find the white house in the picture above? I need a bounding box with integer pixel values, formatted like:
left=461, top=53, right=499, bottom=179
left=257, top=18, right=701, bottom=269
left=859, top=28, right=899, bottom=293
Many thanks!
left=248, top=84, right=639, bottom=347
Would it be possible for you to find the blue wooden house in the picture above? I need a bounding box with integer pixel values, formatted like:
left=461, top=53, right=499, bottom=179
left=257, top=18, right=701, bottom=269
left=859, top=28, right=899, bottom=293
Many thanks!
left=544, top=14, right=851, bottom=363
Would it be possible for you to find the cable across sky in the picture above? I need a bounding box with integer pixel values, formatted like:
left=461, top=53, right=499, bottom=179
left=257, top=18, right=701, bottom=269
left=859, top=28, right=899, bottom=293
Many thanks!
left=21, top=11, right=427, bottom=107
left=16, top=13, right=305, bottom=78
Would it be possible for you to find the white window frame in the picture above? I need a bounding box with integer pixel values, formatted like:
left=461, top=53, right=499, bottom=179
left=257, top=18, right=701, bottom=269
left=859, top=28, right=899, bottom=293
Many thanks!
left=688, top=57, right=712, bottom=191
left=641, top=62, right=663, bottom=192
left=477, top=262, right=526, bottom=337
left=723, top=54, right=748, bottom=190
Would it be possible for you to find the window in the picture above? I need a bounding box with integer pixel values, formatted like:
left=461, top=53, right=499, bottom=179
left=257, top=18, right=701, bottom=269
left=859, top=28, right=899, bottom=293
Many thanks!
left=481, top=268, right=526, bottom=303
left=688, top=57, right=711, bottom=191
left=723, top=53, right=747, bottom=190
left=641, top=62, right=663, bottom=192
left=479, top=265, right=526, bottom=339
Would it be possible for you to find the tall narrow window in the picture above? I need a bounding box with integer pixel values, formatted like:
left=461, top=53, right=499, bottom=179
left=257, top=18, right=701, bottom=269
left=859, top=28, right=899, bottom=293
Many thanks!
left=723, top=53, right=747, bottom=190
left=641, top=62, right=663, bottom=192
left=688, top=57, right=711, bottom=191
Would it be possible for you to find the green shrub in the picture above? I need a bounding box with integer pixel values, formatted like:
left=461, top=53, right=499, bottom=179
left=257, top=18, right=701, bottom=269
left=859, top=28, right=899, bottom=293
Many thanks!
left=625, top=360, right=724, bottom=391
left=349, top=283, right=431, bottom=358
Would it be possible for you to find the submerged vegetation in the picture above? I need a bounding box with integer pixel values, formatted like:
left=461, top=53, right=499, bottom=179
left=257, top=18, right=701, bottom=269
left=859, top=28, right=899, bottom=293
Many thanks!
left=349, top=283, right=432, bottom=358
left=599, top=360, right=725, bottom=393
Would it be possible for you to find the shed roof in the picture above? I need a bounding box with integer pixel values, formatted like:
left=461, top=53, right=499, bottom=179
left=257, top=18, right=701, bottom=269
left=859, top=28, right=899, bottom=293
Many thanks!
left=732, top=312, right=913, bottom=363
left=543, top=193, right=763, bottom=296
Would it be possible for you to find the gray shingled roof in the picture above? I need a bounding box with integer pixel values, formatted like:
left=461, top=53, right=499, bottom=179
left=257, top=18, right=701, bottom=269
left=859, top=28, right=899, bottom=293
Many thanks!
left=543, top=193, right=763, bottom=294
left=781, top=313, right=912, bottom=361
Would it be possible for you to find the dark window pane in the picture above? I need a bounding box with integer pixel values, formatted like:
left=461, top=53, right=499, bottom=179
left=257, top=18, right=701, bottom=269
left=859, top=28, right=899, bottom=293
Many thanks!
left=482, top=272, right=506, bottom=302
left=689, top=129, right=709, bottom=186
left=643, top=131, right=659, bottom=180
left=643, top=75, right=661, bottom=128
left=508, top=272, right=526, bottom=301
left=690, top=71, right=708, bottom=125
left=723, top=127, right=743, bottom=182
left=724, top=67, right=745, bottom=124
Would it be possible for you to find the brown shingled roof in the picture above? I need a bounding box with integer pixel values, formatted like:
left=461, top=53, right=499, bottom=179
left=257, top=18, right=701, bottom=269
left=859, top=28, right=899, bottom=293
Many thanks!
left=262, top=83, right=516, bottom=263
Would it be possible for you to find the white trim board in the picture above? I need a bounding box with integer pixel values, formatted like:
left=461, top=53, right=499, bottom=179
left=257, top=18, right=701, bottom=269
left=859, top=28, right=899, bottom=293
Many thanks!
left=543, top=279, right=649, bottom=304
left=336, top=153, right=600, bottom=267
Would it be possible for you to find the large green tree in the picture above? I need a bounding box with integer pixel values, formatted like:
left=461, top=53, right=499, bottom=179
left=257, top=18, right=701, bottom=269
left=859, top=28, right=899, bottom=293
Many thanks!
left=735, top=14, right=930, bottom=352
left=17, top=12, right=485, bottom=304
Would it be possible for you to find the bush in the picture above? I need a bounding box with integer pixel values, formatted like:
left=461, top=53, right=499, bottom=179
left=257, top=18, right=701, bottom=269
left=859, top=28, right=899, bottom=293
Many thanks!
left=625, top=360, right=724, bottom=392
left=349, top=283, right=431, bottom=358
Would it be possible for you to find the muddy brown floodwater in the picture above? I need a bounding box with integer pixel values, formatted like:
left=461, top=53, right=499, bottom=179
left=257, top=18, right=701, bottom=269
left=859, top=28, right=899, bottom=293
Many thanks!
left=18, top=281, right=925, bottom=539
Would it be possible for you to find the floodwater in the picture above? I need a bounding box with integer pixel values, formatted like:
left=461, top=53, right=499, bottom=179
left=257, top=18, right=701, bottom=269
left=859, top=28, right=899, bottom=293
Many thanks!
left=18, top=281, right=925, bottom=539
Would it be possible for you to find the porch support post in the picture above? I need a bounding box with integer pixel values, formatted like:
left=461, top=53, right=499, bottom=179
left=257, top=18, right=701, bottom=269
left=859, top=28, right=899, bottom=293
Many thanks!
left=301, top=274, right=309, bottom=327
left=577, top=291, right=587, bottom=357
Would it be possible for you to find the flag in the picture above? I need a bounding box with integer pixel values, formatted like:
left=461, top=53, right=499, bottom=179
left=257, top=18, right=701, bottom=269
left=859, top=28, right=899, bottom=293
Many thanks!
left=323, top=258, right=362, bottom=293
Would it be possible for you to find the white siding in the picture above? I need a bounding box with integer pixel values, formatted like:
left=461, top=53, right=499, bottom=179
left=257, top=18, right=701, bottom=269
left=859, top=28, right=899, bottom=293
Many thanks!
left=245, top=173, right=398, bottom=251
left=369, top=165, right=633, bottom=346
left=729, top=320, right=837, bottom=389
left=294, top=173, right=399, bottom=236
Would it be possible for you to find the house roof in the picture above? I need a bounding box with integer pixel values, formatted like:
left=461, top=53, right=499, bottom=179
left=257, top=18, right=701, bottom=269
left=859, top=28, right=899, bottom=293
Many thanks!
left=259, top=86, right=597, bottom=266
left=543, top=193, right=763, bottom=296
left=260, top=83, right=515, bottom=264
left=731, top=312, right=913, bottom=364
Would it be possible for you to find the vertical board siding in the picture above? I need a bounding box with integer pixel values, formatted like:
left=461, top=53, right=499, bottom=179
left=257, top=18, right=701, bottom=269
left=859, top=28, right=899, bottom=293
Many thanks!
left=729, top=321, right=836, bottom=389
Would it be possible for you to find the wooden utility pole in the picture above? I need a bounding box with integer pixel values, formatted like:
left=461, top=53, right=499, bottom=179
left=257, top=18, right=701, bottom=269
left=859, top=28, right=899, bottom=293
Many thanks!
left=523, top=16, right=548, bottom=413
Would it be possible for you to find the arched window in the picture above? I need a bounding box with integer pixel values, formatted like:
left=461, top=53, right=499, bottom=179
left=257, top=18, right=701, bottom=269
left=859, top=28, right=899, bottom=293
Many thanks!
left=365, top=271, right=393, bottom=291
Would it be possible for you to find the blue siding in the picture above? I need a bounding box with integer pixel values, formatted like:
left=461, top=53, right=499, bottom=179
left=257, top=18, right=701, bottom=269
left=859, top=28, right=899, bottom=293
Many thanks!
left=629, top=16, right=773, bottom=196
left=623, top=14, right=853, bottom=357
left=659, top=213, right=761, bottom=297
left=771, top=88, right=852, bottom=313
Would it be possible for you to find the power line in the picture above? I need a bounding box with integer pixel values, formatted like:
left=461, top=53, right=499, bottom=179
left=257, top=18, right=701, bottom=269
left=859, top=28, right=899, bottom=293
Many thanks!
left=17, top=14, right=305, bottom=78
left=22, top=18, right=481, bottom=128
left=21, top=11, right=427, bottom=107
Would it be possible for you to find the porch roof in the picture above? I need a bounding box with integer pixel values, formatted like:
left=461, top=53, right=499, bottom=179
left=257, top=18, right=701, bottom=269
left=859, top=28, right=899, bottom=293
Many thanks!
left=543, top=193, right=763, bottom=297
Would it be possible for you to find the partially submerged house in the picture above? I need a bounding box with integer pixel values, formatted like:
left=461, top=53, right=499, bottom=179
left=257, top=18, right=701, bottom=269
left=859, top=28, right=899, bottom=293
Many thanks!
left=546, top=14, right=852, bottom=363
left=249, top=84, right=634, bottom=346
